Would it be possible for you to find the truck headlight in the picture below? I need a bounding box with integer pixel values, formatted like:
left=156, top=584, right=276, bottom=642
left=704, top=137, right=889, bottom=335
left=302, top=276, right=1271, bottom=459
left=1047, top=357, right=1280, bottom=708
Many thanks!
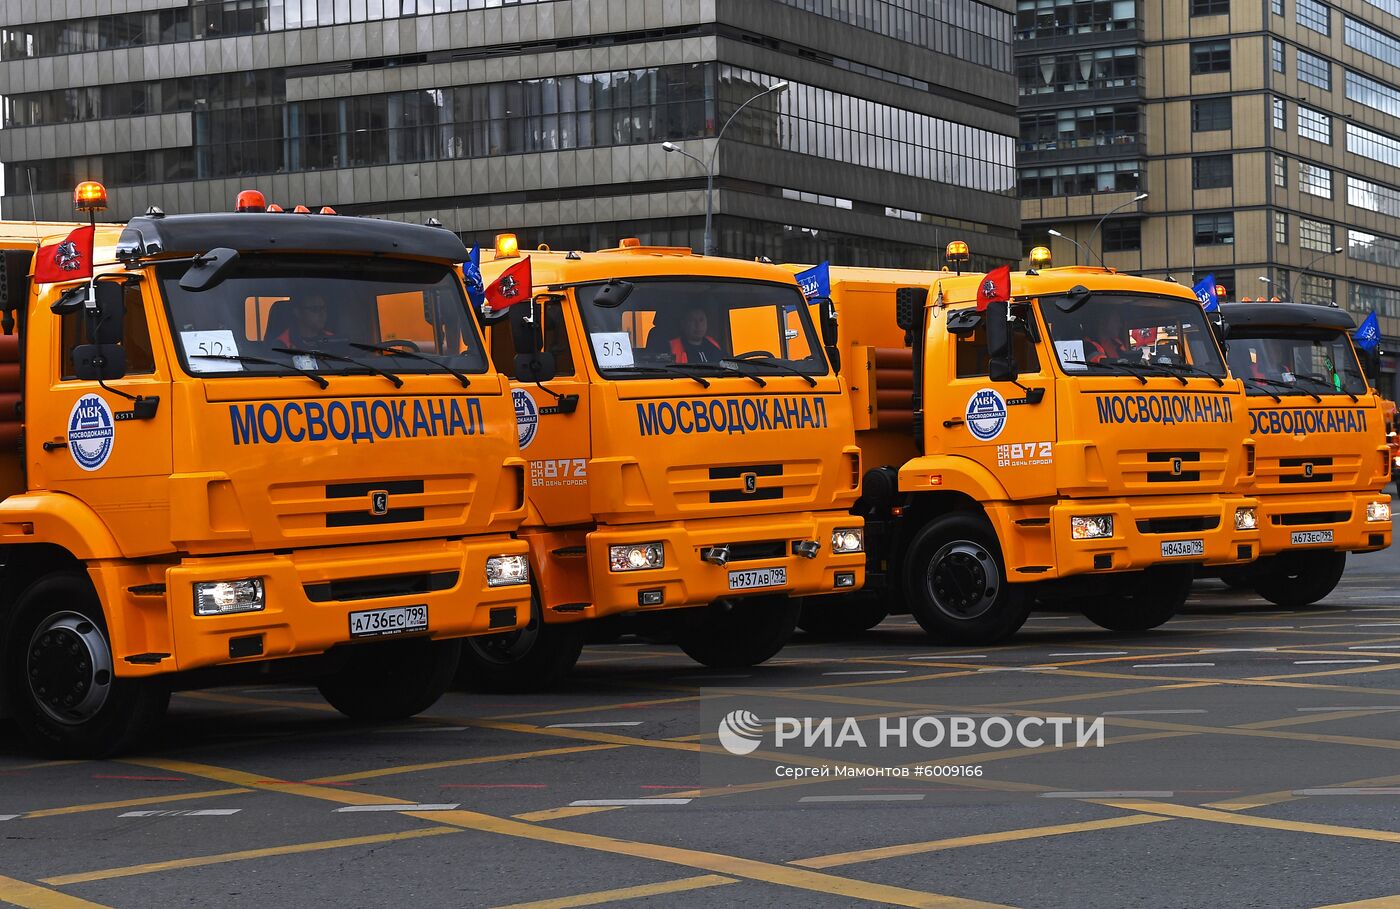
left=609, top=543, right=664, bottom=572
left=194, top=578, right=265, bottom=616
left=1367, top=501, right=1392, bottom=523
left=485, top=554, right=530, bottom=587
left=1070, top=515, right=1114, bottom=540
left=831, top=528, right=864, bottom=553
left=1234, top=506, right=1258, bottom=531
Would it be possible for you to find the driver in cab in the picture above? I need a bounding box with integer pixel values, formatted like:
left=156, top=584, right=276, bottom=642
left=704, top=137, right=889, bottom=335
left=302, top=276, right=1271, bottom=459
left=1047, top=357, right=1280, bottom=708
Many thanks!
left=273, top=294, right=335, bottom=348
left=668, top=305, right=724, bottom=364
left=1085, top=308, right=1132, bottom=364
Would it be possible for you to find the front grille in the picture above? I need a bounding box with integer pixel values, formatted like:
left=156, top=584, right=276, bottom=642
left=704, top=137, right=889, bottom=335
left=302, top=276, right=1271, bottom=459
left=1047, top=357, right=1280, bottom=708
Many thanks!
left=1145, top=451, right=1202, bottom=484
left=304, top=570, right=458, bottom=603
left=1272, top=511, right=1350, bottom=527
left=1136, top=516, right=1220, bottom=534
left=708, top=464, right=783, bottom=504
left=325, top=479, right=426, bottom=527
left=725, top=541, right=787, bottom=562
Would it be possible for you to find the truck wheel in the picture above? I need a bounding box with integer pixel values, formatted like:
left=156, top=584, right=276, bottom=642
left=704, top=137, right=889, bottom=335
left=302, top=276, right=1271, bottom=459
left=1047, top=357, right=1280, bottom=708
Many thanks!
left=904, top=514, right=1031, bottom=644
left=797, top=594, right=889, bottom=637
left=457, top=594, right=583, bottom=693
left=318, top=637, right=460, bottom=722
left=4, top=572, right=169, bottom=758
left=1253, top=551, right=1347, bottom=609
left=1081, top=566, right=1192, bottom=632
left=677, top=595, right=800, bottom=667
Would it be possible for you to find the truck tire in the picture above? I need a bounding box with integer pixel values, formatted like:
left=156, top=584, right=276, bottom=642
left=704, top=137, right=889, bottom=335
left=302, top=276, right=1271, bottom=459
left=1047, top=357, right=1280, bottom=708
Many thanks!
left=1216, top=566, right=1256, bottom=591
left=457, top=595, right=583, bottom=693
left=318, top=637, right=460, bottom=722
left=1080, top=566, right=1192, bottom=632
left=4, top=572, right=169, bottom=758
left=797, top=594, right=889, bottom=637
left=904, top=514, right=1031, bottom=644
left=1253, top=551, right=1347, bottom=609
left=677, top=595, right=801, bottom=667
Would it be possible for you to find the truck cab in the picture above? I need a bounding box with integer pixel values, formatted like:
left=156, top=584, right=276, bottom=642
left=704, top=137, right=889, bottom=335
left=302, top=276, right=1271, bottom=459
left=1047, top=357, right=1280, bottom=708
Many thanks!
left=1216, top=302, right=1391, bottom=606
left=798, top=256, right=1260, bottom=643
left=0, top=188, right=531, bottom=756
left=461, top=237, right=864, bottom=689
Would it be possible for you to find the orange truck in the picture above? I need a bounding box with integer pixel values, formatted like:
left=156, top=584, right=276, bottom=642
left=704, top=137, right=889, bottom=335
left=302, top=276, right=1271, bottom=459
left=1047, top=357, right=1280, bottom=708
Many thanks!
left=0, top=186, right=531, bottom=756
left=789, top=249, right=1260, bottom=642
left=459, top=236, right=865, bottom=689
left=1214, top=302, right=1391, bottom=606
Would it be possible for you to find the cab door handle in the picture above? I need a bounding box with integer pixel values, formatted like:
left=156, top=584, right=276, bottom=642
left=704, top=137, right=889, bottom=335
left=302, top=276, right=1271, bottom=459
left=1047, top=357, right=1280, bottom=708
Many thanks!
left=943, top=418, right=965, bottom=428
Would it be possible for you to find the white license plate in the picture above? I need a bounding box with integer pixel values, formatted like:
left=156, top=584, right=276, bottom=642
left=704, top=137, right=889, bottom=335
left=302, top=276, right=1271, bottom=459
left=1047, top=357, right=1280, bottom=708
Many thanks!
left=349, top=604, right=428, bottom=639
left=1160, top=539, right=1205, bottom=558
left=1291, top=529, right=1334, bottom=545
left=728, top=567, right=787, bottom=590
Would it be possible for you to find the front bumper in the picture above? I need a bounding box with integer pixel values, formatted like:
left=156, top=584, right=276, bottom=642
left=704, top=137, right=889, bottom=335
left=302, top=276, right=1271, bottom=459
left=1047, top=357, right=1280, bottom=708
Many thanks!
left=1045, top=493, right=1260, bottom=577
left=98, top=534, right=531, bottom=677
left=1256, top=491, right=1393, bottom=556
left=581, top=511, right=865, bottom=618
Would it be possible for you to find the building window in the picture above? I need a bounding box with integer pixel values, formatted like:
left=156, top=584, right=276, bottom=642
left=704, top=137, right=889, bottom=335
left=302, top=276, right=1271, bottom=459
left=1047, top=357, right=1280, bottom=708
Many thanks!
left=1299, top=217, right=1333, bottom=251
left=1193, top=97, right=1232, bottom=131
left=1194, top=213, right=1235, bottom=246
left=1299, top=162, right=1333, bottom=197
left=1273, top=154, right=1287, bottom=186
left=1191, top=0, right=1231, bottom=13
left=1191, top=40, right=1232, bottom=73
left=1350, top=281, right=1400, bottom=318
left=1275, top=211, right=1288, bottom=245
left=1346, top=70, right=1400, bottom=119
left=1272, top=0, right=1283, bottom=13
left=1297, top=0, right=1330, bottom=35
left=1344, top=17, right=1400, bottom=69
left=1296, top=49, right=1331, bottom=90
left=1298, top=274, right=1335, bottom=306
left=1272, top=96, right=1286, bottom=129
left=1350, top=229, right=1400, bottom=269
left=1017, top=46, right=1142, bottom=96
left=1346, top=122, right=1400, bottom=166
left=1015, top=0, right=1139, bottom=42
left=1019, top=104, right=1141, bottom=152
left=1018, top=160, right=1142, bottom=197
left=1272, top=38, right=1286, bottom=73
left=1193, top=154, right=1233, bottom=188
left=1297, top=106, right=1332, bottom=143
left=1103, top=219, right=1142, bottom=252
left=1348, top=174, right=1400, bottom=217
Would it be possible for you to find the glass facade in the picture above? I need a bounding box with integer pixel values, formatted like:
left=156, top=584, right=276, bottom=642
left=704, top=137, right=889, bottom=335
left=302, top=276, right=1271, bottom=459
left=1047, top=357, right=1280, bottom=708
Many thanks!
left=1346, top=70, right=1400, bottom=119
left=1296, top=49, right=1331, bottom=91
left=1298, top=161, right=1333, bottom=198
left=1351, top=280, right=1400, bottom=317
left=1299, top=217, right=1333, bottom=251
left=1345, top=17, right=1400, bottom=69
left=1349, top=175, right=1400, bottom=217
left=1018, top=160, right=1141, bottom=197
left=1348, top=122, right=1400, bottom=167
left=1017, top=47, right=1141, bottom=96
left=1297, top=274, right=1334, bottom=306
left=1296, top=0, right=1331, bottom=35
left=776, top=0, right=1013, bottom=72
left=1015, top=0, right=1137, bottom=39
left=4, top=63, right=1017, bottom=196
left=1350, top=228, right=1400, bottom=269
left=4, top=71, right=286, bottom=128
left=1018, top=104, right=1140, bottom=151
left=1297, top=106, right=1332, bottom=144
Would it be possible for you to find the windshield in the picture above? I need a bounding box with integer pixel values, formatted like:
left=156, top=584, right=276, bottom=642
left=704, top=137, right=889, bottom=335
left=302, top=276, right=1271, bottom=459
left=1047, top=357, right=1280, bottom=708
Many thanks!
left=575, top=278, right=827, bottom=378
left=158, top=255, right=488, bottom=379
left=1226, top=329, right=1368, bottom=396
left=1039, top=294, right=1227, bottom=377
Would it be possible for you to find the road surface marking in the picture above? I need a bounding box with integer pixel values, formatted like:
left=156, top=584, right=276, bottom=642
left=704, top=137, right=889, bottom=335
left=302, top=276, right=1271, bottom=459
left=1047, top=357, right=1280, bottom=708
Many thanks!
left=23, top=788, right=249, bottom=820
left=1101, top=710, right=1207, bottom=716
left=1294, top=660, right=1380, bottom=665
left=545, top=722, right=644, bottom=728
left=487, top=875, right=740, bottom=909
left=1041, top=791, right=1174, bottom=798
left=1293, top=788, right=1400, bottom=796
left=1132, top=662, right=1216, bottom=668
left=568, top=799, right=691, bottom=807
left=822, top=671, right=908, bottom=676
left=798, top=795, right=926, bottom=803
left=334, top=803, right=459, bottom=812
left=1048, top=652, right=1127, bottom=657
left=0, top=874, right=115, bottom=908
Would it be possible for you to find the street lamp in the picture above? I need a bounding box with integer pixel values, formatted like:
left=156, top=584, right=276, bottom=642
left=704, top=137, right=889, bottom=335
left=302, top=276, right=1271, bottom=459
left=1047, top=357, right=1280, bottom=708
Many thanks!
left=661, top=80, right=789, bottom=256
left=1085, top=192, right=1148, bottom=267
left=1258, top=275, right=1283, bottom=302
left=1047, top=228, right=1092, bottom=267
left=1288, top=246, right=1344, bottom=304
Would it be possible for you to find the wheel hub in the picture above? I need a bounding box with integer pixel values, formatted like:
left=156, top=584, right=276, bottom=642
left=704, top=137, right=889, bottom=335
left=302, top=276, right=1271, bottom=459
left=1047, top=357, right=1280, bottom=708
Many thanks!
left=26, top=612, right=112, bottom=725
left=467, top=609, right=540, bottom=664
left=927, top=541, right=1000, bottom=620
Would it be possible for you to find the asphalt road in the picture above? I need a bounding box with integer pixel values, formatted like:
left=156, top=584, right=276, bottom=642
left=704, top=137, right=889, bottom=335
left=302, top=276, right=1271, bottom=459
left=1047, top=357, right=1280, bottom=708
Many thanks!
left=5, top=540, right=1400, bottom=908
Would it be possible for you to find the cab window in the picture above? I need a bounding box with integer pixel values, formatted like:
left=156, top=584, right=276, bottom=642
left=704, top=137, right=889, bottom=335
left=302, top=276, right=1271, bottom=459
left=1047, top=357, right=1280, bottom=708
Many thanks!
left=955, top=322, right=1040, bottom=378
left=489, top=304, right=576, bottom=379
left=60, top=282, right=156, bottom=379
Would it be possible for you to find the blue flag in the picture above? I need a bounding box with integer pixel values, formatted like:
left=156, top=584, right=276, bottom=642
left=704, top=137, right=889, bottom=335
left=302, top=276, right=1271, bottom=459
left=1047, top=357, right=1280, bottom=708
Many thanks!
left=1355, top=310, right=1381, bottom=353
left=795, top=261, right=830, bottom=300
left=463, top=245, right=485, bottom=309
left=1192, top=274, right=1219, bottom=313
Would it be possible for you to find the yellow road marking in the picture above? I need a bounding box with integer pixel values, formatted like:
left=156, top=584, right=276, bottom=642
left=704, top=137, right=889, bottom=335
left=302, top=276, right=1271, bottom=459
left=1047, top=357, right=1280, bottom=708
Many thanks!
left=126, top=759, right=400, bottom=808
left=40, top=827, right=461, bottom=886
left=310, top=744, right=623, bottom=783
left=793, top=815, right=1169, bottom=868
left=513, top=806, right=623, bottom=822
left=406, top=808, right=1013, bottom=909
left=1096, top=799, right=1400, bottom=845
left=0, top=876, right=112, bottom=909
left=488, top=874, right=738, bottom=909
left=22, top=788, right=250, bottom=820
left=1308, top=896, right=1400, bottom=908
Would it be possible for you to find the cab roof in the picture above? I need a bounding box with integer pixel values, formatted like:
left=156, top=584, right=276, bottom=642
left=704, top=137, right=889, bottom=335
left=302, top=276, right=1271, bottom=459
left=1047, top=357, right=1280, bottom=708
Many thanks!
left=113, top=212, right=468, bottom=263
left=0, top=221, right=90, bottom=251
left=793, top=263, right=1198, bottom=306
left=483, top=245, right=802, bottom=289
left=1219, top=301, right=1356, bottom=331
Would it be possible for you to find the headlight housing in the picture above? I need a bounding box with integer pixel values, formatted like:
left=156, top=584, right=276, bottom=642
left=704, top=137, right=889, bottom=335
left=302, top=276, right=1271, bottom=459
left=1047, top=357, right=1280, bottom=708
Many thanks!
left=1367, top=501, right=1392, bottom=523
left=1070, top=515, right=1114, bottom=540
left=609, top=543, right=664, bottom=572
left=831, top=528, right=864, bottom=553
left=1234, top=506, right=1258, bottom=531
left=194, top=578, right=265, bottom=616
left=485, top=554, right=530, bottom=587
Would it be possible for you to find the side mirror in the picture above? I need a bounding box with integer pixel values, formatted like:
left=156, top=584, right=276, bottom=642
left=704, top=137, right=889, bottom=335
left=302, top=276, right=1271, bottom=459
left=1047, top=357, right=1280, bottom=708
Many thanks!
left=514, top=351, right=556, bottom=384
left=510, top=300, right=544, bottom=354
left=91, top=280, right=125, bottom=345
left=591, top=279, right=634, bottom=308
left=72, top=343, right=126, bottom=381
left=815, top=297, right=841, bottom=373
left=179, top=247, right=240, bottom=292
left=894, top=287, right=928, bottom=332
left=985, top=300, right=1018, bottom=383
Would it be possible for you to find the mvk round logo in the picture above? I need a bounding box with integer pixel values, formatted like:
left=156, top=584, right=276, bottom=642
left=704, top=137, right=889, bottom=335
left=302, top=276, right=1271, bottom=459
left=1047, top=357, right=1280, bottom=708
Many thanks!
left=67, top=394, right=115, bottom=471
left=965, top=388, right=1007, bottom=442
left=512, top=388, right=539, bottom=450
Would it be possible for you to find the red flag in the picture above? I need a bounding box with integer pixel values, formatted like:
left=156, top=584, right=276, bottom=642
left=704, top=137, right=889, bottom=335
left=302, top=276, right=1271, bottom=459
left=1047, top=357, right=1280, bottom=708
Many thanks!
left=483, top=256, right=532, bottom=316
left=33, top=224, right=95, bottom=284
left=975, top=264, right=1011, bottom=312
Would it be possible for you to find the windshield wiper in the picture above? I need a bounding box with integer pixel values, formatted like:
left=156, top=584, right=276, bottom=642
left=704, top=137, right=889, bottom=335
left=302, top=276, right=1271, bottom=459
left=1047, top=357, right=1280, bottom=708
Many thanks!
left=715, top=358, right=768, bottom=388
left=1070, top=359, right=1147, bottom=384
left=727, top=353, right=818, bottom=387
left=1292, top=372, right=1357, bottom=402
left=349, top=342, right=471, bottom=388
left=1241, top=377, right=1282, bottom=403
left=1140, top=360, right=1225, bottom=387
left=188, top=352, right=329, bottom=389
left=274, top=346, right=404, bottom=389
left=1123, top=359, right=1188, bottom=386
left=607, top=363, right=719, bottom=388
